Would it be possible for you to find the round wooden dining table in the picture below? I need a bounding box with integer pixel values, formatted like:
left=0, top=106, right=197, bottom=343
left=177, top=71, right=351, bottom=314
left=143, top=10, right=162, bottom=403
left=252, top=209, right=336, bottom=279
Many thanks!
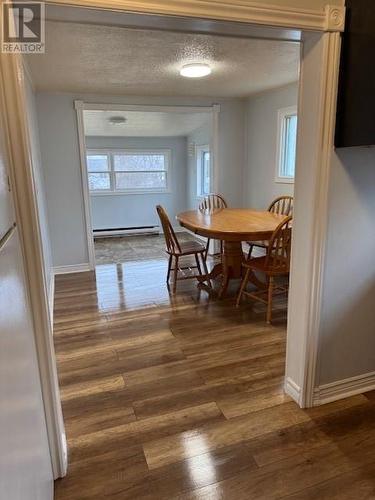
left=177, top=208, right=286, bottom=297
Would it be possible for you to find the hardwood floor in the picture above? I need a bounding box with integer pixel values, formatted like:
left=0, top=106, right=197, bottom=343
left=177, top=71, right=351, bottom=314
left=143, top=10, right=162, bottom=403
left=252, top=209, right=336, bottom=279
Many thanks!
left=54, top=257, right=375, bottom=499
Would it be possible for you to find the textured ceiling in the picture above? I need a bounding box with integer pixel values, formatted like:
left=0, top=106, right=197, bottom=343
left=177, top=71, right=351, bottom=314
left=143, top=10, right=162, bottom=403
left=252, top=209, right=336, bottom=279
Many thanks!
left=27, top=21, right=299, bottom=97
left=84, top=110, right=211, bottom=137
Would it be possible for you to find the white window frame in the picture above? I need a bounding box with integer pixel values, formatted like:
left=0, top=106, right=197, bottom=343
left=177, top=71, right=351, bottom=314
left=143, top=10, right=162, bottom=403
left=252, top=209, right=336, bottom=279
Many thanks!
left=196, top=144, right=211, bottom=198
left=275, top=105, right=297, bottom=184
left=86, top=148, right=172, bottom=195
left=86, top=150, right=111, bottom=192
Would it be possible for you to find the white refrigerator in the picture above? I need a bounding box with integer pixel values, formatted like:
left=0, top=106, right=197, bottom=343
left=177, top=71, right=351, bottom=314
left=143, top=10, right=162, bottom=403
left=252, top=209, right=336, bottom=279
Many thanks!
left=0, top=111, right=53, bottom=497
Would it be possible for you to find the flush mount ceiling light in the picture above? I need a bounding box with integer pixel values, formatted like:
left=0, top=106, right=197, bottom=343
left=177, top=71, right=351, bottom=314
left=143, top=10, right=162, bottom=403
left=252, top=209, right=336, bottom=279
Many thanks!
left=180, top=63, right=212, bottom=78
left=108, top=116, right=127, bottom=125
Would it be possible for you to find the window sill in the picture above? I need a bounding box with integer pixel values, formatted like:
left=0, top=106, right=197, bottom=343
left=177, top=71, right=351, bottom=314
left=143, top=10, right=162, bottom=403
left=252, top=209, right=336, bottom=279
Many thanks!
left=90, top=190, right=172, bottom=196
left=275, top=176, right=294, bottom=184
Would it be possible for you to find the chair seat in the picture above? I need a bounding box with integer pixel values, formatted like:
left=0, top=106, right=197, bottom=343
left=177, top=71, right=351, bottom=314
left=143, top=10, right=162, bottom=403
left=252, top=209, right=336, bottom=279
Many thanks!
left=243, top=256, right=289, bottom=275
left=167, top=240, right=206, bottom=256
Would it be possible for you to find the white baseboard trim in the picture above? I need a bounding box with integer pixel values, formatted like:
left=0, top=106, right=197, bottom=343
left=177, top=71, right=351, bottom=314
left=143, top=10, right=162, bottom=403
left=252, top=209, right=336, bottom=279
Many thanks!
left=96, top=226, right=188, bottom=237
left=94, top=227, right=159, bottom=237
left=313, top=371, right=375, bottom=406
left=48, top=273, right=55, bottom=329
left=284, top=376, right=302, bottom=405
left=53, top=263, right=91, bottom=275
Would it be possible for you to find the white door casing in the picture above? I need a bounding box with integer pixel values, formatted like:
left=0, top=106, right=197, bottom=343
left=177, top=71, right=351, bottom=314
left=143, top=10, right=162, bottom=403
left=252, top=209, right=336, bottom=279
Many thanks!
left=75, top=101, right=221, bottom=269
left=0, top=62, right=54, bottom=499
left=0, top=49, right=67, bottom=478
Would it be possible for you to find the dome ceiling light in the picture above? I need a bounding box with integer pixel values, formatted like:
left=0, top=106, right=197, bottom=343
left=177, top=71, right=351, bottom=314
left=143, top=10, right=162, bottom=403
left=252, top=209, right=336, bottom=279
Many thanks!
left=108, top=116, right=127, bottom=125
left=180, top=63, right=212, bottom=78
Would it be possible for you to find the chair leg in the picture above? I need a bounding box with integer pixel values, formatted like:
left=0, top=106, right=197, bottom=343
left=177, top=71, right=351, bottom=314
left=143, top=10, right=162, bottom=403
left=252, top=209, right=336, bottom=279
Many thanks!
left=236, top=268, right=250, bottom=307
left=220, top=240, right=223, bottom=255
left=204, top=238, right=210, bottom=260
left=173, top=256, right=179, bottom=294
left=166, top=255, right=172, bottom=283
left=195, top=253, right=202, bottom=276
left=200, top=252, right=212, bottom=288
left=247, top=244, right=254, bottom=260
left=266, top=276, right=274, bottom=324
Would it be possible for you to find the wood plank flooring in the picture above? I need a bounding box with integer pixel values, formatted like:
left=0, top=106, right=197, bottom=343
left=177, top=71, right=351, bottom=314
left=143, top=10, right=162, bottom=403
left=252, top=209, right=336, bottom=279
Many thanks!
left=53, top=255, right=375, bottom=499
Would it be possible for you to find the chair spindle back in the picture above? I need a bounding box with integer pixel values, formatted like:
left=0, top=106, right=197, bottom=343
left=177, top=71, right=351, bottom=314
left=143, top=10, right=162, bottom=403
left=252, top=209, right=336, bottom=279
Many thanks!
left=268, top=196, right=293, bottom=217
left=198, top=194, right=227, bottom=212
left=265, top=216, right=293, bottom=273
left=156, top=205, right=181, bottom=254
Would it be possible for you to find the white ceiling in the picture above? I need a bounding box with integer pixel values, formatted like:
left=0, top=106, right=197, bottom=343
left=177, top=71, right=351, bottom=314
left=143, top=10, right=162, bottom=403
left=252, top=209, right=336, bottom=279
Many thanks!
left=83, top=110, right=211, bottom=137
left=27, top=20, right=299, bottom=98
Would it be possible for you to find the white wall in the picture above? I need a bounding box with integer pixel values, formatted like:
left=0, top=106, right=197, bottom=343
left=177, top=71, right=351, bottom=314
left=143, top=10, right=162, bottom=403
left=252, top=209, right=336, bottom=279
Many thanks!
left=36, top=92, right=245, bottom=267
left=186, top=123, right=212, bottom=210
left=284, top=30, right=375, bottom=403
left=85, top=136, right=187, bottom=230
left=244, top=83, right=298, bottom=209
left=23, top=71, right=53, bottom=308
left=317, top=147, right=375, bottom=385
left=36, top=93, right=89, bottom=267
left=217, top=100, right=246, bottom=207
left=0, top=222, right=54, bottom=500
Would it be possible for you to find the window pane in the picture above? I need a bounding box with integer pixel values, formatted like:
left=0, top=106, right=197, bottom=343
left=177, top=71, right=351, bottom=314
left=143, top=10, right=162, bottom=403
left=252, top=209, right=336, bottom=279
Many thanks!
left=202, top=151, right=210, bottom=195
left=88, top=172, right=111, bottom=190
left=281, top=115, right=297, bottom=178
left=113, top=154, right=166, bottom=171
left=115, top=172, right=167, bottom=190
left=87, top=154, right=109, bottom=172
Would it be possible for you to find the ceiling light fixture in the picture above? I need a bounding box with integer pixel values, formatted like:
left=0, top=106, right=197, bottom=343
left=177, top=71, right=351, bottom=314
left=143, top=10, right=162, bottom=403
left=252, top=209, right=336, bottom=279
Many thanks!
left=180, top=63, right=212, bottom=78
left=108, top=116, right=127, bottom=125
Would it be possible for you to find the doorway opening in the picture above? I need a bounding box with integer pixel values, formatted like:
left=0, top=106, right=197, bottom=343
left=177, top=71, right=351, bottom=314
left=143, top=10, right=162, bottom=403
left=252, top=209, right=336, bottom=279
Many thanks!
left=6, top=0, right=343, bottom=486
left=76, top=103, right=219, bottom=268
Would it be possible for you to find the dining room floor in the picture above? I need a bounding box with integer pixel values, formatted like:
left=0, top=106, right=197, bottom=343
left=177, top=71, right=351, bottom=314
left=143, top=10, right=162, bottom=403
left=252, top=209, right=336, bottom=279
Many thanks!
left=94, top=233, right=200, bottom=265
left=53, top=253, right=375, bottom=499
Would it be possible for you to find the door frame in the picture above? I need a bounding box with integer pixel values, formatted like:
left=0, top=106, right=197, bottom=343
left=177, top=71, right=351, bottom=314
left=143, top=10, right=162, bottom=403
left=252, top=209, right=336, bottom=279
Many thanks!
left=75, top=101, right=220, bottom=269
left=0, top=52, right=67, bottom=478
left=1, top=0, right=345, bottom=478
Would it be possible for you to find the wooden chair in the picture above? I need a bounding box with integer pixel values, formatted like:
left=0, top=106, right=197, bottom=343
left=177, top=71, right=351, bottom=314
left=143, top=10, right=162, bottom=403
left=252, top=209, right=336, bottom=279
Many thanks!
left=247, top=195, right=293, bottom=259
left=198, top=194, right=227, bottom=259
left=237, top=216, right=293, bottom=323
left=156, top=205, right=210, bottom=293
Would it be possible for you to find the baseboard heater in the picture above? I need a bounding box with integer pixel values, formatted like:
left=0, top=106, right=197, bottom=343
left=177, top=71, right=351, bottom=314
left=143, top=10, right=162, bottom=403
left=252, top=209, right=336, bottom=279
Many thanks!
left=93, top=226, right=160, bottom=238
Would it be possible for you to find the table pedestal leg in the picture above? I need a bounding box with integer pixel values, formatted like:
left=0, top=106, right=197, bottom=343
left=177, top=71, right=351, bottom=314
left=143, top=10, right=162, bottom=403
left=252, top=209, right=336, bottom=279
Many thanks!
left=197, top=240, right=244, bottom=297
left=219, top=240, right=244, bottom=297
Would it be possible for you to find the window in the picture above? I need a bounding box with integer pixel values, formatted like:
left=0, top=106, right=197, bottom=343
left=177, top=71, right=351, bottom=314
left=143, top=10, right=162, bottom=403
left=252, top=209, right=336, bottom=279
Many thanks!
left=196, top=145, right=211, bottom=197
left=87, top=154, right=111, bottom=191
left=86, top=149, right=171, bottom=193
left=276, top=106, right=298, bottom=183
